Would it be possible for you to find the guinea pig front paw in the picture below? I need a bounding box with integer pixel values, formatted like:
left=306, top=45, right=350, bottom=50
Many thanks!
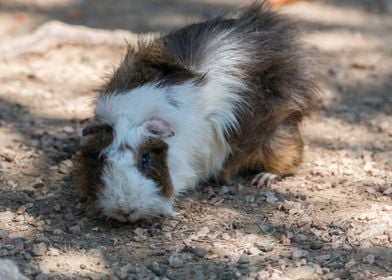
left=250, top=172, right=278, bottom=188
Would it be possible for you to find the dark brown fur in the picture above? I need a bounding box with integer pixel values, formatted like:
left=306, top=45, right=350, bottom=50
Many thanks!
left=76, top=129, right=113, bottom=212
left=136, top=138, right=173, bottom=198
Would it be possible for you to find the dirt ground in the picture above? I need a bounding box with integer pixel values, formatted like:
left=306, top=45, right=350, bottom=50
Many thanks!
left=0, top=0, right=391, bottom=279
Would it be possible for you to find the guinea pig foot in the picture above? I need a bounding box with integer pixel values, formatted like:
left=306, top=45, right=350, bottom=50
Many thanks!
left=250, top=172, right=278, bottom=188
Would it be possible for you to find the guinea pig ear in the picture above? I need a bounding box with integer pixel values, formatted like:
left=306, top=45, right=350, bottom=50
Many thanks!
left=142, top=118, right=175, bottom=139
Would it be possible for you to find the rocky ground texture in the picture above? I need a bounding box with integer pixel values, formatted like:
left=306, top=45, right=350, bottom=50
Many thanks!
left=0, top=0, right=391, bottom=279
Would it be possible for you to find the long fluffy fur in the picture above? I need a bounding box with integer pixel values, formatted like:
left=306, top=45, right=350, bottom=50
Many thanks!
left=77, top=2, right=317, bottom=222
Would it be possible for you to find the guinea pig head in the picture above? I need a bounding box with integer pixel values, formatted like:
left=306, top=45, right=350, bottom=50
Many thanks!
left=79, top=117, right=175, bottom=222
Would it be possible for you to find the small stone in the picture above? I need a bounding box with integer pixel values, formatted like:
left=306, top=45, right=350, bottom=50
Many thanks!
left=52, top=229, right=63, bottom=235
left=32, top=242, right=47, bottom=256
left=15, top=215, right=25, bottom=222
left=80, top=264, right=86, bottom=269
left=218, top=186, right=230, bottom=196
left=54, top=204, right=61, bottom=212
left=297, top=216, right=311, bottom=227
left=247, top=247, right=261, bottom=255
left=114, top=266, right=129, bottom=280
left=280, top=235, right=291, bottom=245
left=190, top=247, right=207, bottom=258
left=0, top=211, right=14, bottom=223
left=196, top=226, right=210, bottom=237
left=258, top=242, right=274, bottom=252
left=64, top=212, right=75, bottom=221
left=12, top=238, right=24, bottom=252
left=63, top=126, right=75, bottom=134
left=0, top=149, right=16, bottom=162
left=286, top=266, right=316, bottom=280
left=310, top=241, right=323, bottom=250
left=0, top=230, right=8, bottom=238
left=23, top=252, right=32, bottom=260
left=16, top=206, right=26, bottom=215
left=68, top=225, right=81, bottom=234
left=238, top=254, right=251, bottom=264
left=32, top=178, right=45, bottom=189
left=265, top=191, right=279, bottom=204
left=48, top=247, right=60, bottom=256
left=245, top=195, right=255, bottom=203
left=4, top=244, right=14, bottom=250
left=292, top=249, right=308, bottom=259
left=35, top=235, right=50, bottom=243
left=168, top=254, right=184, bottom=268
left=294, top=234, right=308, bottom=243
left=25, top=203, right=34, bottom=209
left=35, top=273, right=47, bottom=280
left=345, top=259, right=357, bottom=269
left=383, top=188, right=392, bottom=195
left=59, top=159, right=73, bottom=174
left=147, top=261, right=164, bottom=276
left=362, top=254, right=375, bottom=264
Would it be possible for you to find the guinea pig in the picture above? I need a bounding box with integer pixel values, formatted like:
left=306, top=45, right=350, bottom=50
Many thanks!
left=76, top=2, right=317, bottom=223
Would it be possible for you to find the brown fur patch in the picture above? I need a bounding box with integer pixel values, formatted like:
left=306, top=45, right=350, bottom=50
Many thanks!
left=76, top=128, right=113, bottom=212
left=136, top=137, right=173, bottom=198
left=101, top=40, right=203, bottom=95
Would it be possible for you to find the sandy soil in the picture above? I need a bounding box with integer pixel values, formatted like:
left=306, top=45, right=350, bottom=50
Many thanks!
left=0, top=0, right=391, bottom=279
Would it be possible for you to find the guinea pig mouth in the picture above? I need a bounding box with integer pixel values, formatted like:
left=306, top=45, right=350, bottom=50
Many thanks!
left=107, top=204, right=175, bottom=223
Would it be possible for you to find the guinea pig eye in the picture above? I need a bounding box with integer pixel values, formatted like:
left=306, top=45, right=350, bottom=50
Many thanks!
left=141, top=153, right=150, bottom=170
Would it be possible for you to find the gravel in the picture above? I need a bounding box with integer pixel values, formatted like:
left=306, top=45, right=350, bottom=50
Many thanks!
left=0, top=0, right=391, bottom=279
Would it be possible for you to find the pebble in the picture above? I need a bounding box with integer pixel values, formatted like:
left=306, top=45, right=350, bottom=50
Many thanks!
left=35, top=273, right=47, bottom=280
left=48, top=247, right=60, bottom=256
left=32, top=242, right=47, bottom=256
left=294, top=234, right=308, bottom=244
left=12, top=238, right=24, bottom=252
left=59, top=159, right=73, bottom=174
left=0, top=230, right=8, bottom=238
left=292, top=249, right=309, bottom=259
left=218, top=186, right=230, bottom=196
left=238, top=254, right=251, bottom=264
left=25, top=203, right=34, bottom=209
left=52, top=229, right=63, bottom=235
left=310, top=241, right=324, bottom=250
left=63, top=126, right=75, bottom=134
left=168, top=254, right=184, bottom=268
left=247, top=247, right=261, bottom=255
left=31, top=178, right=45, bottom=189
left=16, top=206, right=26, bottom=215
left=35, top=235, right=50, bottom=244
left=196, top=226, right=210, bottom=237
left=0, top=211, right=15, bottom=223
left=68, top=225, right=81, bottom=234
left=286, top=266, right=316, bottom=280
left=297, top=216, right=312, bottom=227
left=114, top=267, right=128, bottom=280
left=383, top=188, right=392, bottom=195
left=190, top=247, right=207, bottom=258
left=147, top=261, right=164, bottom=276
left=0, top=149, right=16, bottom=162
left=265, top=191, right=279, bottom=204
left=245, top=195, right=255, bottom=203
left=345, top=259, right=357, bottom=269
left=23, top=252, right=32, bottom=260
left=362, top=254, right=375, bottom=264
